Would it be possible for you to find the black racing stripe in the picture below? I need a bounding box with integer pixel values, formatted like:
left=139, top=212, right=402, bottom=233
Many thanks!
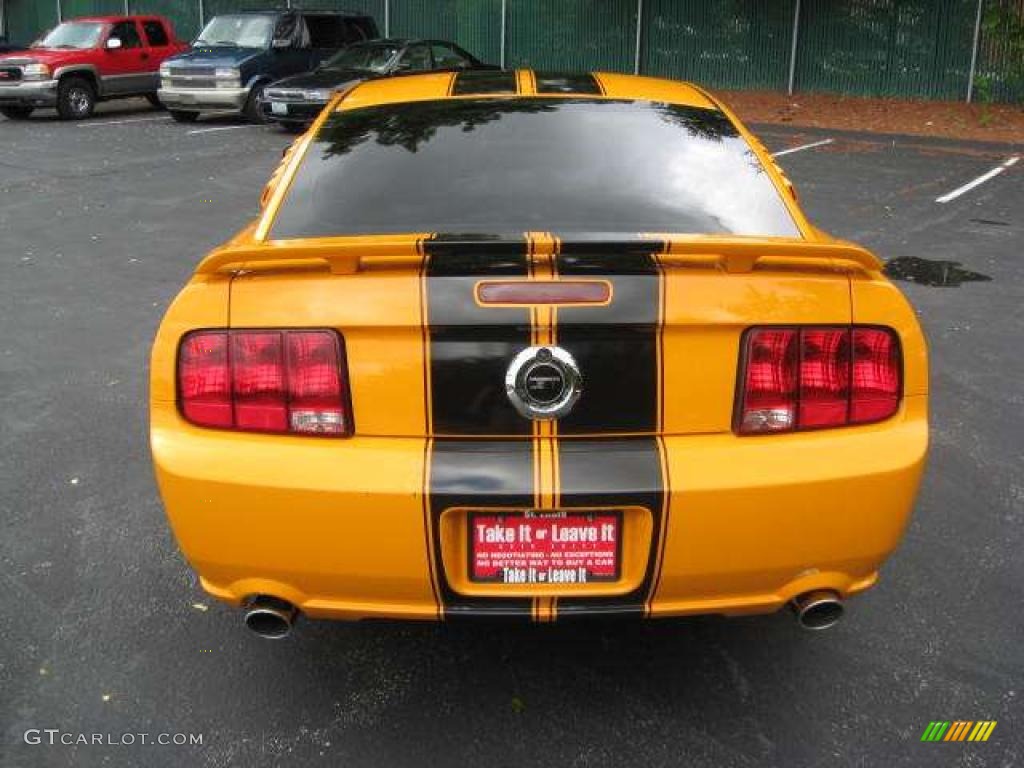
left=555, top=438, right=665, bottom=617
left=451, top=70, right=518, bottom=96
left=534, top=72, right=602, bottom=95
left=555, top=242, right=663, bottom=434
left=424, top=235, right=532, bottom=436
left=423, top=235, right=535, bottom=620
left=429, top=439, right=535, bottom=620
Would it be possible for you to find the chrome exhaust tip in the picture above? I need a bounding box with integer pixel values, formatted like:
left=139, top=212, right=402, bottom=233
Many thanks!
left=243, top=596, right=298, bottom=639
left=790, top=590, right=844, bottom=631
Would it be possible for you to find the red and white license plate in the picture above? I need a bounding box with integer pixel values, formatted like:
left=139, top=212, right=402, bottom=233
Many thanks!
left=469, top=511, right=621, bottom=584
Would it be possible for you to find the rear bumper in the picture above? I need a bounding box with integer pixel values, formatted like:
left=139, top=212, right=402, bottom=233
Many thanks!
left=158, top=85, right=249, bottom=112
left=0, top=80, right=58, bottom=106
left=152, top=396, right=928, bottom=621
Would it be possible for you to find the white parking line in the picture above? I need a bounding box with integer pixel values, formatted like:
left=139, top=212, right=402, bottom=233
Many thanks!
left=187, top=124, right=261, bottom=135
left=78, top=116, right=170, bottom=127
left=771, top=138, right=834, bottom=157
left=935, top=156, right=1020, bottom=204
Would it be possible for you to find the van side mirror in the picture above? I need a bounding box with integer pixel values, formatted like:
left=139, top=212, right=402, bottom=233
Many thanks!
left=105, top=37, right=122, bottom=50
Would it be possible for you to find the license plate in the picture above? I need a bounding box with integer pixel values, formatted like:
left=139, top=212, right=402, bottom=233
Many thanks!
left=469, top=511, right=621, bottom=584
left=271, top=102, right=288, bottom=115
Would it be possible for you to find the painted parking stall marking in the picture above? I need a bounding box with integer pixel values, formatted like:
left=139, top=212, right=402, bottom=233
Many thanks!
left=936, top=156, right=1019, bottom=204
left=771, top=138, right=834, bottom=157
left=187, top=125, right=264, bottom=135
left=77, top=116, right=172, bottom=128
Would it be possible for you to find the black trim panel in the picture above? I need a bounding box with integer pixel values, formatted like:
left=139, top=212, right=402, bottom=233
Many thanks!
left=534, top=72, right=603, bottom=95
left=554, top=243, right=663, bottom=434
left=555, top=438, right=666, bottom=617
left=429, top=439, right=535, bottom=619
left=451, top=70, right=518, bottom=96
left=424, top=236, right=532, bottom=436
left=423, top=235, right=535, bottom=620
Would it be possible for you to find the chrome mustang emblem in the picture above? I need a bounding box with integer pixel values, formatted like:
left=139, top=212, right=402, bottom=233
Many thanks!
left=505, top=346, right=582, bottom=420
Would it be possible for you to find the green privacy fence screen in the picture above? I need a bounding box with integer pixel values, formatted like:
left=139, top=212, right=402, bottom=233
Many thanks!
left=643, top=0, right=796, bottom=90
left=4, top=0, right=1022, bottom=102
left=506, top=0, right=638, bottom=72
left=795, top=0, right=978, bottom=99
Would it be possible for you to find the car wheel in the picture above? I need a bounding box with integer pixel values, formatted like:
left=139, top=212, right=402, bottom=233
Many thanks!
left=0, top=105, right=34, bottom=120
left=56, top=76, right=96, bottom=120
left=145, top=93, right=165, bottom=110
left=244, top=83, right=269, bottom=124
left=169, top=110, right=200, bottom=123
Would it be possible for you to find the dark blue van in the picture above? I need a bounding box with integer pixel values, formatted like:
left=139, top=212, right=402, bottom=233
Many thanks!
left=158, top=10, right=377, bottom=123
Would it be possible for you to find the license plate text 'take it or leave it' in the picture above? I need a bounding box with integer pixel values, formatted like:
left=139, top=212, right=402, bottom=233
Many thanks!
left=470, top=513, right=621, bottom=584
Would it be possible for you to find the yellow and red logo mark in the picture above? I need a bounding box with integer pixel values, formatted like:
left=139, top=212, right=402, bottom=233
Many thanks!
left=921, top=721, right=997, bottom=742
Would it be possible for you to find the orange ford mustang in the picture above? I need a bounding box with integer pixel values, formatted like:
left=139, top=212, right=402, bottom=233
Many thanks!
left=150, top=70, right=928, bottom=638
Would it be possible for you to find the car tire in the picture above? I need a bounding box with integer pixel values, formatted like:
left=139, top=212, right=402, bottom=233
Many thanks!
left=56, top=76, right=96, bottom=120
left=169, top=110, right=200, bottom=123
left=145, top=93, right=165, bottom=110
left=244, top=82, right=269, bottom=125
left=0, top=105, right=34, bottom=120
left=280, top=121, right=305, bottom=134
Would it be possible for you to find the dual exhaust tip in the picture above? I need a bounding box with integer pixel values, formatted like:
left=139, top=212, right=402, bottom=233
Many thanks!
left=244, top=596, right=298, bottom=640
left=241, top=590, right=844, bottom=638
left=790, top=590, right=845, bottom=631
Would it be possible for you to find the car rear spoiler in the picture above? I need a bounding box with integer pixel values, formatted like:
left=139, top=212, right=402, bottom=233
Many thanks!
left=194, top=235, right=882, bottom=276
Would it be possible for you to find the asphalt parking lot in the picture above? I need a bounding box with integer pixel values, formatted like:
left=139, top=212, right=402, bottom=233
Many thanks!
left=1, top=99, right=1021, bottom=768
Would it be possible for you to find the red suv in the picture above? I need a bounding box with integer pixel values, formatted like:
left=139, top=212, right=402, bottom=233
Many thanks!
left=0, top=15, right=188, bottom=120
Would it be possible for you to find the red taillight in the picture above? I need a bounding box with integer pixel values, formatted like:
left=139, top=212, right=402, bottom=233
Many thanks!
left=798, top=328, right=850, bottom=428
left=285, top=331, right=347, bottom=434
left=232, top=332, right=287, bottom=431
left=178, top=332, right=231, bottom=428
left=738, top=329, right=798, bottom=433
left=850, top=328, right=901, bottom=424
left=178, top=329, right=351, bottom=437
left=737, top=326, right=901, bottom=435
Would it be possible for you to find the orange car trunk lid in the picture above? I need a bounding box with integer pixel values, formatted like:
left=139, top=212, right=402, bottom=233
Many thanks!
left=226, top=235, right=853, bottom=438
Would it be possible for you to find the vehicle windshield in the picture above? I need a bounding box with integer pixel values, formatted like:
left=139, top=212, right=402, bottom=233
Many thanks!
left=321, top=44, right=401, bottom=73
left=195, top=15, right=274, bottom=49
left=33, top=22, right=105, bottom=50
left=272, top=98, right=801, bottom=240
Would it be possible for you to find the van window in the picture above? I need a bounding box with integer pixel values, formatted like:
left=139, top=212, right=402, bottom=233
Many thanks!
left=196, top=15, right=273, bottom=49
left=305, top=15, right=344, bottom=48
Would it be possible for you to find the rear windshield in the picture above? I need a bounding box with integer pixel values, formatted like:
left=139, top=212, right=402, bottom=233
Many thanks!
left=271, top=98, right=800, bottom=240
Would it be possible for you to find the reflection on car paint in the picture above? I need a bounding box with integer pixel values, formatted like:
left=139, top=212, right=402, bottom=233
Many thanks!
left=884, top=256, right=991, bottom=287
